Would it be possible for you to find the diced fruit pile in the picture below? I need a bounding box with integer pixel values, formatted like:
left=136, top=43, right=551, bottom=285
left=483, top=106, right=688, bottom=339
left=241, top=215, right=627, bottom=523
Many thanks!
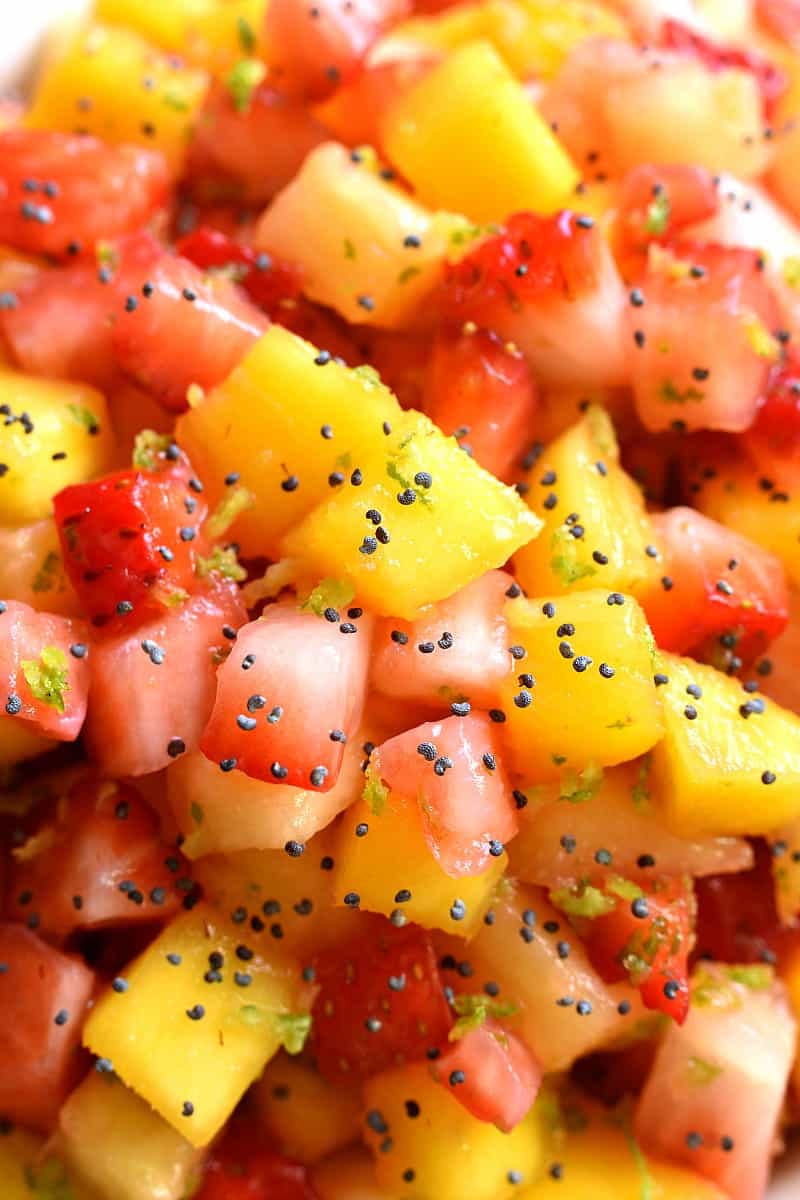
left=1, top=1, right=800, bottom=1199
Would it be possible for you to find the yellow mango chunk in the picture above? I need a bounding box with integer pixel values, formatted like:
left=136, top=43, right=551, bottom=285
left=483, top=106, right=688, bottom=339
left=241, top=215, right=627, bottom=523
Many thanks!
left=333, top=791, right=506, bottom=937
left=281, top=410, right=541, bottom=619
left=514, top=407, right=660, bottom=599
left=363, top=1063, right=544, bottom=1200
left=501, top=591, right=664, bottom=781
left=381, top=41, right=579, bottom=222
left=651, top=653, right=800, bottom=838
left=175, top=323, right=402, bottom=559
left=192, top=825, right=357, bottom=961
left=252, top=1053, right=362, bottom=1164
left=311, top=1147, right=389, bottom=1200
left=27, top=24, right=208, bottom=172
left=388, top=0, right=628, bottom=82
left=59, top=1071, right=204, bottom=1200
left=83, top=903, right=312, bottom=1147
left=521, top=1106, right=727, bottom=1200
left=95, top=0, right=268, bottom=69
left=0, top=370, right=115, bottom=526
left=693, top=452, right=800, bottom=592
left=256, top=142, right=466, bottom=329
left=94, top=0, right=210, bottom=50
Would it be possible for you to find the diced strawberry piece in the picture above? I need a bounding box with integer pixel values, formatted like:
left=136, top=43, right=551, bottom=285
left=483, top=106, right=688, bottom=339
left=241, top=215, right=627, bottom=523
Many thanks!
left=635, top=966, right=796, bottom=1200
left=694, top=842, right=795, bottom=967
left=0, top=601, right=89, bottom=742
left=641, top=507, right=789, bottom=659
left=266, top=0, right=412, bottom=100
left=586, top=874, right=695, bottom=1025
left=0, top=130, right=168, bottom=258
left=6, top=777, right=187, bottom=941
left=746, top=354, right=800, bottom=472
left=200, top=603, right=372, bottom=791
left=373, top=712, right=518, bottom=876
left=0, top=230, right=160, bottom=387
left=425, top=328, right=539, bottom=482
left=197, top=1121, right=318, bottom=1200
left=111, top=247, right=267, bottom=411
left=311, top=918, right=452, bottom=1083
left=316, top=53, right=439, bottom=148
left=757, top=0, right=800, bottom=46
left=661, top=19, right=787, bottom=119
left=617, top=163, right=720, bottom=258
left=187, top=80, right=326, bottom=206
left=430, top=1020, right=542, bottom=1132
left=82, top=580, right=246, bottom=777
left=442, top=211, right=628, bottom=387
left=176, top=226, right=304, bottom=316
left=628, top=243, right=781, bottom=433
left=370, top=570, right=514, bottom=710
left=54, top=445, right=208, bottom=630
left=0, top=924, right=95, bottom=1130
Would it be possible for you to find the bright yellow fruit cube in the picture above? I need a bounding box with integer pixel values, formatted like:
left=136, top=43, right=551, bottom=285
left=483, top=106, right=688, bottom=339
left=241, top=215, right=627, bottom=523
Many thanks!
left=388, top=0, right=628, bottom=82
left=363, top=1063, right=544, bottom=1200
left=311, top=1147, right=388, bottom=1200
left=59, top=1070, right=204, bottom=1200
left=520, top=1106, right=727, bottom=1200
left=27, top=24, right=208, bottom=172
left=500, top=591, right=664, bottom=781
left=651, top=653, right=800, bottom=838
left=94, top=0, right=268, bottom=69
left=83, top=903, right=312, bottom=1147
left=192, top=825, right=357, bottom=961
left=0, top=370, right=115, bottom=526
left=693, top=454, right=800, bottom=590
left=256, top=142, right=466, bottom=329
left=94, top=0, right=210, bottom=50
left=252, top=1053, right=362, bottom=1164
left=281, top=409, right=541, bottom=619
left=380, top=41, right=579, bottom=222
left=514, top=407, right=660, bottom=599
left=175, top=323, right=403, bottom=559
left=333, top=790, right=506, bottom=937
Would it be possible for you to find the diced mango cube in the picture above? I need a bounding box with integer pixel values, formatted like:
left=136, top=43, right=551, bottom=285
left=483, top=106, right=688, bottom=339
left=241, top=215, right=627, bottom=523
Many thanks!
left=311, top=1147, right=387, bottom=1200
left=252, top=1053, right=362, bottom=1164
left=27, top=24, right=208, bottom=172
left=520, top=1106, right=727, bottom=1200
left=514, top=407, right=660, bottom=599
left=333, top=791, right=506, bottom=936
left=191, top=826, right=357, bottom=960
left=0, top=370, right=115, bottom=525
left=83, top=903, right=312, bottom=1147
left=387, top=0, right=628, bottom=82
left=501, top=591, right=664, bottom=781
left=94, top=0, right=211, bottom=51
left=95, top=0, right=268, bottom=69
left=694, top=455, right=800, bottom=590
left=281, top=410, right=541, bottom=619
left=175, top=323, right=402, bottom=558
left=362, top=1063, right=544, bottom=1200
left=256, top=142, right=466, bottom=329
left=651, top=653, right=800, bottom=838
left=380, top=41, right=579, bottom=222
left=59, top=1071, right=205, bottom=1200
